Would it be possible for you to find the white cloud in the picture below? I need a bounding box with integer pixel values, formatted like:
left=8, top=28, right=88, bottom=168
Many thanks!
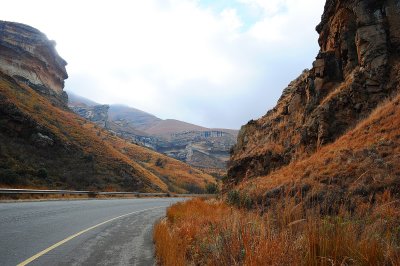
left=0, top=0, right=325, bottom=128
left=238, top=0, right=288, bottom=16
left=220, top=8, right=243, bottom=32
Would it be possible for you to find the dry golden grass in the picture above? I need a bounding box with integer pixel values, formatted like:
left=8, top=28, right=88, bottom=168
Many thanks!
left=237, top=93, right=400, bottom=201
left=154, top=197, right=400, bottom=266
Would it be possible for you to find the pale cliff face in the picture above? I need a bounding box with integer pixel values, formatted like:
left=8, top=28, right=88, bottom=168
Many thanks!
left=0, top=21, right=68, bottom=99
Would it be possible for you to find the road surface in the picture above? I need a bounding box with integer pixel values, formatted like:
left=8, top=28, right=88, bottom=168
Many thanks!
left=0, top=198, right=184, bottom=266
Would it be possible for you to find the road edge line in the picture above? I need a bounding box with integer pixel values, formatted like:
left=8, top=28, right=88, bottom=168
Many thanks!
left=17, top=205, right=167, bottom=266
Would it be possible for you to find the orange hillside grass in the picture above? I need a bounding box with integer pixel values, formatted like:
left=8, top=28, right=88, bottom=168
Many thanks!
left=237, top=93, right=400, bottom=199
left=0, top=73, right=216, bottom=192
left=154, top=197, right=400, bottom=266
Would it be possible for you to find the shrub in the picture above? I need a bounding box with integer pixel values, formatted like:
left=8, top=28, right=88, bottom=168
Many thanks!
left=155, top=158, right=165, bottom=168
left=227, top=190, right=253, bottom=209
left=83, top=154, right=94, bottom=162
left=37, top=168, right=48, bottom=179
left=241, top=193, right=253, bottom=209
left=185, top=183, right=205, bottom=194
left=205, top=183, right=219, bottom=194
left=33, top=104, right=41, bottom=112
left=0, top=169, right=19, bottom=184
left=227, top=190, right=240, bottom=206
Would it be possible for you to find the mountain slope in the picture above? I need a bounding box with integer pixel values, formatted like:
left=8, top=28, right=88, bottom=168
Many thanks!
left=0, top=72, right=215, bottom=192
left=69, top=94, right=238, bottom=171
left=228, top=0, right=400, bottom=185
left=144, top=119, right=208, bottom=135
left=67, top=91, right=99, bottom=107
left=237, top=89, right=400, bottom=205
left=108, top=104, right=162, bottom=132
left=0, top=21, right=216, bottom=193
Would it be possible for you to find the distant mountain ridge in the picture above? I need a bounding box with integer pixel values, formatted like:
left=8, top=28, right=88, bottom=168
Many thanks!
left=108, top=104, right=161, bottom=132
left=68, top=92, right=238, bottom=172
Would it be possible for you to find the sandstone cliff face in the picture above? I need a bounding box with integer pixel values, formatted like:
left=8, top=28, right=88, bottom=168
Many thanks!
left=0, top=21, right=68, bottom=105
left=228, top=0, right=400, bottom=185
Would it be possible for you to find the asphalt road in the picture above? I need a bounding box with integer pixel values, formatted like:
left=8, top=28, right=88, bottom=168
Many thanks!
left=0, top=198, right=185, bottom=266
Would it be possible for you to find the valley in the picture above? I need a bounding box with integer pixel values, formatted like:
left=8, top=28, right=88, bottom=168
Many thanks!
left=68, top=93, right=238, bottom=173
left=1, top=0, right=400, bottom=265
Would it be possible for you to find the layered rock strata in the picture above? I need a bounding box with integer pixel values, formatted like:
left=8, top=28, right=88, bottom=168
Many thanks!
left=0, top=21, right=68, bottom=105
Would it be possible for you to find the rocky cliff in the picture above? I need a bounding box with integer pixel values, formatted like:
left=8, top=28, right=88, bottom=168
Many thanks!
left=0, top=21, right=68, bottom=106
left=228, top=0, right=400, bottom=185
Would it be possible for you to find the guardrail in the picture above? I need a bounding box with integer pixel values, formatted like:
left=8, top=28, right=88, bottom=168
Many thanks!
left=0, top=188, right=168, bottom=197
left=0, top=188, right=214, bottom=198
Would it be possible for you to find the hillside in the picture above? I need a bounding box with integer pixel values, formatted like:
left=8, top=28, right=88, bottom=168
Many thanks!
left=69, top=94, right=238, bottom=172
left=154, top=1, right=400, bottom=265
left=67, top=91, right=98, bottom=107
left=108, top=104, right=162, bottom=132
left=0, top=20, right=216, bottom=193
left=228, top=0, right=400, bottom=185
left=237, top=90, right=400, bottom=205
left=144, top=119, right=208, bottom=135
left=154, top=93, right=400, bottom=265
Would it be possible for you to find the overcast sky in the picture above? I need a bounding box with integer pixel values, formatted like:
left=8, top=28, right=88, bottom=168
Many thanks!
left=1, top=0, right=325, bottom=129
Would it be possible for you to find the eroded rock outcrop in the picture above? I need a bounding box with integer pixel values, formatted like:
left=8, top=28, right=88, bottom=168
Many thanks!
left=0, top=21, right=68, bottom=105
left=228, top=0, right=400, bottom=185
left=70, top=105, right=110, bottom=128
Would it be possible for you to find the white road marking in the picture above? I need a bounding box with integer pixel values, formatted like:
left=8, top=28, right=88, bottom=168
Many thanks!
left=17, top=205, right=167, bottom=266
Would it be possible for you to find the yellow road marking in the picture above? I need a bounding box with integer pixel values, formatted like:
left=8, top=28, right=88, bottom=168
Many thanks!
left=17, top=205, right=167, bottom=266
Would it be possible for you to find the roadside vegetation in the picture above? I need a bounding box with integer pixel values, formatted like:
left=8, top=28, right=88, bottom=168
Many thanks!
left=154, top=197, right=400, bottom=265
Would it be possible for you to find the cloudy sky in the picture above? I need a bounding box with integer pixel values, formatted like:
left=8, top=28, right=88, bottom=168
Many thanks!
left=1, top=0, right=325, bottom=129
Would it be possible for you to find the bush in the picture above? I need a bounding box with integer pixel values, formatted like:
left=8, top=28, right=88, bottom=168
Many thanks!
left=83, top=154, right=94, bottom=162
left=185, top=183, right=205, bottom=194
left=37, top=168, right=48, bottom=179
left=155, top=158, right=165, bottom=168
left=33, top=104, right=41, bottom=112
left=0, top=169, right=19, bottom=184
left=241, top=193, right=253, bottom=209
left=227, top=190, right=252, bottom=208
left=206, top=183, right=219, bottom=194
left=227, top=190, right=240, bottom=206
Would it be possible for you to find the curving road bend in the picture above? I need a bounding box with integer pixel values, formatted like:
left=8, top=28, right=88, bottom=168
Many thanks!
left=0, top=198, right=184, bottom=266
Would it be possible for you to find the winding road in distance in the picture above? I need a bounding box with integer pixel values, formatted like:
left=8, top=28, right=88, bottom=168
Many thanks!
left=0, top=198, right=185, bottom=266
